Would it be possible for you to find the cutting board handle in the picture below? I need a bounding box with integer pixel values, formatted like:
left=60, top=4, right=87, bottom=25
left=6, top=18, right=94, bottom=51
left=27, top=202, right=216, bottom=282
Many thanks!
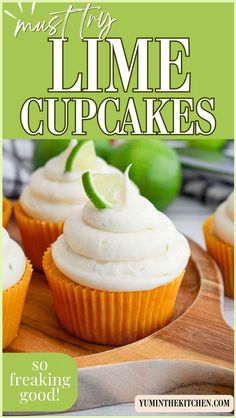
left=76, top=240, right=233, bottom=369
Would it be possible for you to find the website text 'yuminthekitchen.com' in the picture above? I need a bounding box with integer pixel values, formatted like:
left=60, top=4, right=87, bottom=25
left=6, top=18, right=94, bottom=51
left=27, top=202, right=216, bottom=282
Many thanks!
left=135, top=395, right=234, bottom=413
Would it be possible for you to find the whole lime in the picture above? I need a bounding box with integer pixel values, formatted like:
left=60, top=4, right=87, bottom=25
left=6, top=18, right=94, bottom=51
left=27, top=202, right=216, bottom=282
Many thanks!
left=33, top=139, right=112, bottom=170
left=93, top=139, right=113, bottom=160
left=33, top=140, right=69, bottom=169
left=107, top=140, right=182, bottom=210
left=187, top=139, right=228, bottom=150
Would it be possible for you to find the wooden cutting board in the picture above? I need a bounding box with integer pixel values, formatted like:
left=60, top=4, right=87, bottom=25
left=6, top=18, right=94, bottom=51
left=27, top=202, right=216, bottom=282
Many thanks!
left=5, top=219, right=234, bottom=372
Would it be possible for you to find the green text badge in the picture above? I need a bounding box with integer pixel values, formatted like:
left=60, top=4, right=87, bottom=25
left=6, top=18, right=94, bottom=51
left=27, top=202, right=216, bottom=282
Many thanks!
left=3, top=353, right=78, bottom=412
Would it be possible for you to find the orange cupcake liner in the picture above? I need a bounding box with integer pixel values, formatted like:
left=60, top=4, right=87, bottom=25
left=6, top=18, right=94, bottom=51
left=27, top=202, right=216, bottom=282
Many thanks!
left=3, top=197, right=12, bottom=228
left=3, top=259, right=33, bottom=349
left=203, top=215, right=234, bottom=299
left=43, top=247, right=184, bottom=346
left=14, top=201, right=63, bottom=271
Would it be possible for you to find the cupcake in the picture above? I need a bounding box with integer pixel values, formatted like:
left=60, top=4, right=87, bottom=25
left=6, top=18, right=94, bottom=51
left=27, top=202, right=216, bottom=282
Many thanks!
left=3, top=197, right=12, bottom=228
left=43, top=169, right=190, bottom=345
left=203, top=192, right=234, bottom=298
left=14, top=140, right=124, bottom=270
left=3, top=228, right=33, bottom=348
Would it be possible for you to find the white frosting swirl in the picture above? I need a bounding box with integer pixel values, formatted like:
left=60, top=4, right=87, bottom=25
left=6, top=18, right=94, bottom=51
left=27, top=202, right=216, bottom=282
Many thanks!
left=20, top=140, right=122, bottom=222
left=52, top=188, right=190, bottom=291
left=213, top=192, right=234, bottom=245
left=3, top=228, right=26, bottom=291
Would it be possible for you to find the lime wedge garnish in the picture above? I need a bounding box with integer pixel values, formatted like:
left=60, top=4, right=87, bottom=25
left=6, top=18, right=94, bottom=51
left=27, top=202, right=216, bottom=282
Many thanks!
left=82, top=171, right=125, bottom=209
left=65, top=140, right=97, bottom=172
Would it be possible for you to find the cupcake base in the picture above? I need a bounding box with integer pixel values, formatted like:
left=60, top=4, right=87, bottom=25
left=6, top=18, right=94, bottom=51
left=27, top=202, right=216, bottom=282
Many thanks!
left=3, top=259, right=33, bottom=349
left=203, top=215, right=234, bottom=298
left=14, top=201, right=63, bottom=271
left=43, top=248, right=184, bottom=346
left=3, top=197, right=12, bottom=228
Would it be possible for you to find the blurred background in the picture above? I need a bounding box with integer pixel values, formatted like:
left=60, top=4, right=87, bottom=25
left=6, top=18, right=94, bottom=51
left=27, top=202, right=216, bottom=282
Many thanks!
left=2, top=138, right=234, bottom=327
left=3, top=138, right=234, bottom=209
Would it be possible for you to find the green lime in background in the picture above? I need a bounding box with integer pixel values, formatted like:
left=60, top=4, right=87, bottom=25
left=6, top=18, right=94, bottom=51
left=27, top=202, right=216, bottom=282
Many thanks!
left=187, top=139, right=228, bottom=150
left=107, top=140, right=182, bottom=210
left=33, top=139, right=112, bottom=169
left=94, top=139, right=113, bottom=160
left=33, top=139, right=69, bottom=169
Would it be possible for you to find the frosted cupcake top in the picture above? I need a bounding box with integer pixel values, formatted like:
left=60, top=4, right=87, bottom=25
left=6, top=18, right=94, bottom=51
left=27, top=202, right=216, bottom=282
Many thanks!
left=20, top=140, right=121, bottom=222
left=3, top=228, right=26, bottom=291
left=213, top=192, right=234, bottom=246
left=52, top=173, right=190, bottom=291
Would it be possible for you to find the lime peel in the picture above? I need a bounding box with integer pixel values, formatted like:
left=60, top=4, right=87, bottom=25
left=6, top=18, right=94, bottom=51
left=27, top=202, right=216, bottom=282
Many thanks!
left=82, top=171, right=125, bottom=210
left=65, top=140, right=97, bottom=172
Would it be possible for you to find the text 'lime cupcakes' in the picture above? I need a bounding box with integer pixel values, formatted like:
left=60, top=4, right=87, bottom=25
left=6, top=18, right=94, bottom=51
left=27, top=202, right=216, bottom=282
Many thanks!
left=203, top=192, right=234, bottom=298
left=43, top=168, right=190, bottom=345
left=14, top=140, right=122, bottom=270
left=3, top=228, right=33, bottom=349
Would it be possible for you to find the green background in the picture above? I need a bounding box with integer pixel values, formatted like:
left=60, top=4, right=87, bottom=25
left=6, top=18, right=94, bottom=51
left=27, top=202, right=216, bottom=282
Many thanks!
left=2, top=2, right=234, bottom=139
left=3, top=353, right=78, bottom=412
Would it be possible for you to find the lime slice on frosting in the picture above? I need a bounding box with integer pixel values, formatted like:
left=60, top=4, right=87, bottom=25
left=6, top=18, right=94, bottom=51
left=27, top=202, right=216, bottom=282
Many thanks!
left=82, top=171, right=125, bottom=209
left=65, top=140, right=97, bottom=172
